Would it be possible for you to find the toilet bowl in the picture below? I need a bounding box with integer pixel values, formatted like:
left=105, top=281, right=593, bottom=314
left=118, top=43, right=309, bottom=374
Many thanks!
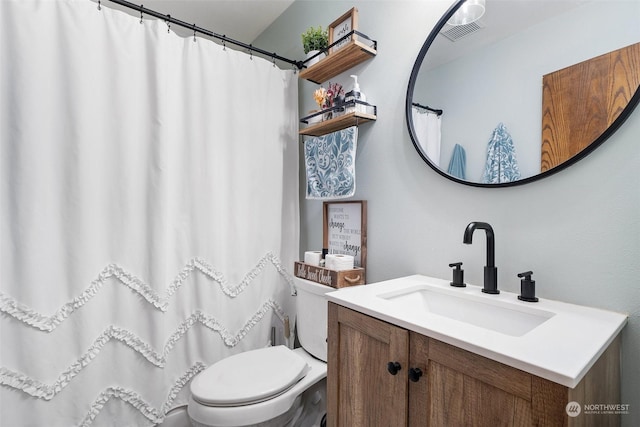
left=187, top=278, right=330, bottom=427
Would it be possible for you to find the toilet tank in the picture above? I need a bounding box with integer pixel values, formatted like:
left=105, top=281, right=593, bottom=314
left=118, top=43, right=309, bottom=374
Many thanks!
left=294, top=278, right=331, bottom=362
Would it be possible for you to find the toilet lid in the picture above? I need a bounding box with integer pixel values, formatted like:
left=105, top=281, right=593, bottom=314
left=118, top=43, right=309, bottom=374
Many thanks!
left=191, top=345, right=309, bottom=406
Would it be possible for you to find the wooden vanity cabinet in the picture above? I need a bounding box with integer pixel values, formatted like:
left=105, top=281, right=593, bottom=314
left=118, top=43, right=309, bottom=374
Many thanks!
left=327, top=302, right=621, bottom=427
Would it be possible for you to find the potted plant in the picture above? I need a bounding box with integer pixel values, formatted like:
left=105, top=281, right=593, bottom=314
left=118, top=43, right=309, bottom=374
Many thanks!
left=301, top=26, right=328, bottom=66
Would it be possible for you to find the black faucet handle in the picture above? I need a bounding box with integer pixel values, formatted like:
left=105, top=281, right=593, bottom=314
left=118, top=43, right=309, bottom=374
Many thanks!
left=449, top=262, right=466, bottom=287
left=517, top=271, right=533, bottom=279
left=517, top=271, right=538, bottom=302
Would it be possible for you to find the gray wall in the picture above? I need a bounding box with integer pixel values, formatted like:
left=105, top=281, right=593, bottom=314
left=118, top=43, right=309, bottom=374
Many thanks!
left=255, top=0, right=640, bottom=422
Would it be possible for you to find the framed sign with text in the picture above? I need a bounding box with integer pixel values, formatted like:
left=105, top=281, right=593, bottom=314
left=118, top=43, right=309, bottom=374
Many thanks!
left=323, top=200, right=367, bottom=269
left=328, top=7, right=358, bottom=54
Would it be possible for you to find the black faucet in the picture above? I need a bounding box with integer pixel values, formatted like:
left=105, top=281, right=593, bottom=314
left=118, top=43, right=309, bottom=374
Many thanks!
left=463, top=222, right=499, bottom=294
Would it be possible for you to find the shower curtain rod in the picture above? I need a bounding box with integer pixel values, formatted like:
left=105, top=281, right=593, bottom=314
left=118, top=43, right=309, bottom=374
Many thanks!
left=412, top=102, right=443, bottom=116
left=104, top=0, right=304, bottom=70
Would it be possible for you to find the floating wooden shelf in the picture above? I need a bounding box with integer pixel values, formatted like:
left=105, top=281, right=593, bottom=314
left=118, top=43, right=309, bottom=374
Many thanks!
left=299, top=39, right=377, bottom=84
left=299, top=111, right=376, bottom=136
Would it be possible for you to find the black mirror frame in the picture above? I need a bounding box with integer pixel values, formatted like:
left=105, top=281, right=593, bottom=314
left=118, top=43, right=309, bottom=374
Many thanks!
left=406, top=0, right=640, bottom=188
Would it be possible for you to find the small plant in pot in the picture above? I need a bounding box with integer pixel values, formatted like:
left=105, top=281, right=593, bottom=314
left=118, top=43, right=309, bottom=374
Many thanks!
left=301, top=26, right=328, bottom=66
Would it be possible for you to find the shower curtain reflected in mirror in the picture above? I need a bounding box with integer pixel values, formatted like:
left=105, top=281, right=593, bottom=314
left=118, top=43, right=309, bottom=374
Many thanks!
left=412, top=106, right=442, bottom=167
left=0, top=1, right=299, bottom=426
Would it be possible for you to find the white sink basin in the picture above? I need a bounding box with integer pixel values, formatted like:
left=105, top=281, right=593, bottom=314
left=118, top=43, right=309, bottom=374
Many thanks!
left=378, top=286, right=554, bottom=337
left=325, top=274, right=628, bottom=388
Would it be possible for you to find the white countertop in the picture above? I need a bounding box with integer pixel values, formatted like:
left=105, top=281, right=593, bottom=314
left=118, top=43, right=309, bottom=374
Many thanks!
left=326, top=274, right=628, bottom=388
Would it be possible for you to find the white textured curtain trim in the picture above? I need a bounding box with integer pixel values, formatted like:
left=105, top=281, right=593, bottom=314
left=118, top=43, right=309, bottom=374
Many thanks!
left=0, top=1, right=299, bottom=426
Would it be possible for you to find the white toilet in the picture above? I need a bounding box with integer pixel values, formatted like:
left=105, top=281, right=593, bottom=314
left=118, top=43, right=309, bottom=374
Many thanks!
left=187, top=278, right=330, bottom=427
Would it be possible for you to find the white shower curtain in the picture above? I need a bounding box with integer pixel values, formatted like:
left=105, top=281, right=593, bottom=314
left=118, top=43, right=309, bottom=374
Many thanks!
left=412, top=107, right=442, bottom=167
left=0, top=1, right=299, bottom=426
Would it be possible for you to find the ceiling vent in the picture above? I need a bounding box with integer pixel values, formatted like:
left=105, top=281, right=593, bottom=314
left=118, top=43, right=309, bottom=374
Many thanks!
left=440, top=20, right=485, bottom=42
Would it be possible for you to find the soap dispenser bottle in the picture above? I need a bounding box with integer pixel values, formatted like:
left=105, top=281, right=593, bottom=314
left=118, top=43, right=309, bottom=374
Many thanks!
left=345, top=74, right=366, bottom=113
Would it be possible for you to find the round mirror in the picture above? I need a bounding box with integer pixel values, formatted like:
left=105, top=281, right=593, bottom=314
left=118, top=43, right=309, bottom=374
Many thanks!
left=406, top=0, right=640, bottom=187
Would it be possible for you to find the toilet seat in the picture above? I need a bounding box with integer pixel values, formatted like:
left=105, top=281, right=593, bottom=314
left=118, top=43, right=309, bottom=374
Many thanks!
left=188, top=348, right=327, bottom=427
left=191, top=346, right=309, bottom=407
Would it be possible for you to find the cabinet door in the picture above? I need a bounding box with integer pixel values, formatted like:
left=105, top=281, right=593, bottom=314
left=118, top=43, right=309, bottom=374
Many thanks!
left=328, top=303, right=409, bottom=427
left=427, top=339, right=534, bottom=426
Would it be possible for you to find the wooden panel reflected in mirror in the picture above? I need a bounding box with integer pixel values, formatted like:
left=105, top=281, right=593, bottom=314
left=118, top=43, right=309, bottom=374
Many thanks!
left=541, top=42, right=640, bottom=171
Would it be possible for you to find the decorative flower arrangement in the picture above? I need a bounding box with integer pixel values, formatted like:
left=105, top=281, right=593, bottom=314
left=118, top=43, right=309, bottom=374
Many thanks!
left=326, top=82, right=345, bottom=108
left=313, top=87, right=327, bottom=109
left=313, top=82, right=345, bottom=110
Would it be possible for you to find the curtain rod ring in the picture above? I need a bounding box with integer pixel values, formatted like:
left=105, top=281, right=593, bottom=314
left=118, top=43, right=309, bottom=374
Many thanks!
left=193, top=24, right=197, bottom=42
left=249, top=44, right=253, bottom=60
left=166, top=14, right=171, bottom=33
left=139, top=5, right=144, bottom=24
left=272, top=54, right=276, bottom=67
left=97, top=0, right=101, bottom=11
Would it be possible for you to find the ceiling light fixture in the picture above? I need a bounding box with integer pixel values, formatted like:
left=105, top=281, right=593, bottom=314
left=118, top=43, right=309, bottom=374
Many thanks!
left=448, top=0, right=486, bottom=26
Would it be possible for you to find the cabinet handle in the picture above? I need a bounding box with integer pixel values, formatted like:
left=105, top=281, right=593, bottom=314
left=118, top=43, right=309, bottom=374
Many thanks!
left=408, top=367, right=423, bottom=382
left=387, top=361, right=402, bottom=375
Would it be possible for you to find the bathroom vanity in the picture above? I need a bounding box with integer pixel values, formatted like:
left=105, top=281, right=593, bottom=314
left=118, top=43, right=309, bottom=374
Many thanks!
left=325, top=275, right=627, bottom=426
